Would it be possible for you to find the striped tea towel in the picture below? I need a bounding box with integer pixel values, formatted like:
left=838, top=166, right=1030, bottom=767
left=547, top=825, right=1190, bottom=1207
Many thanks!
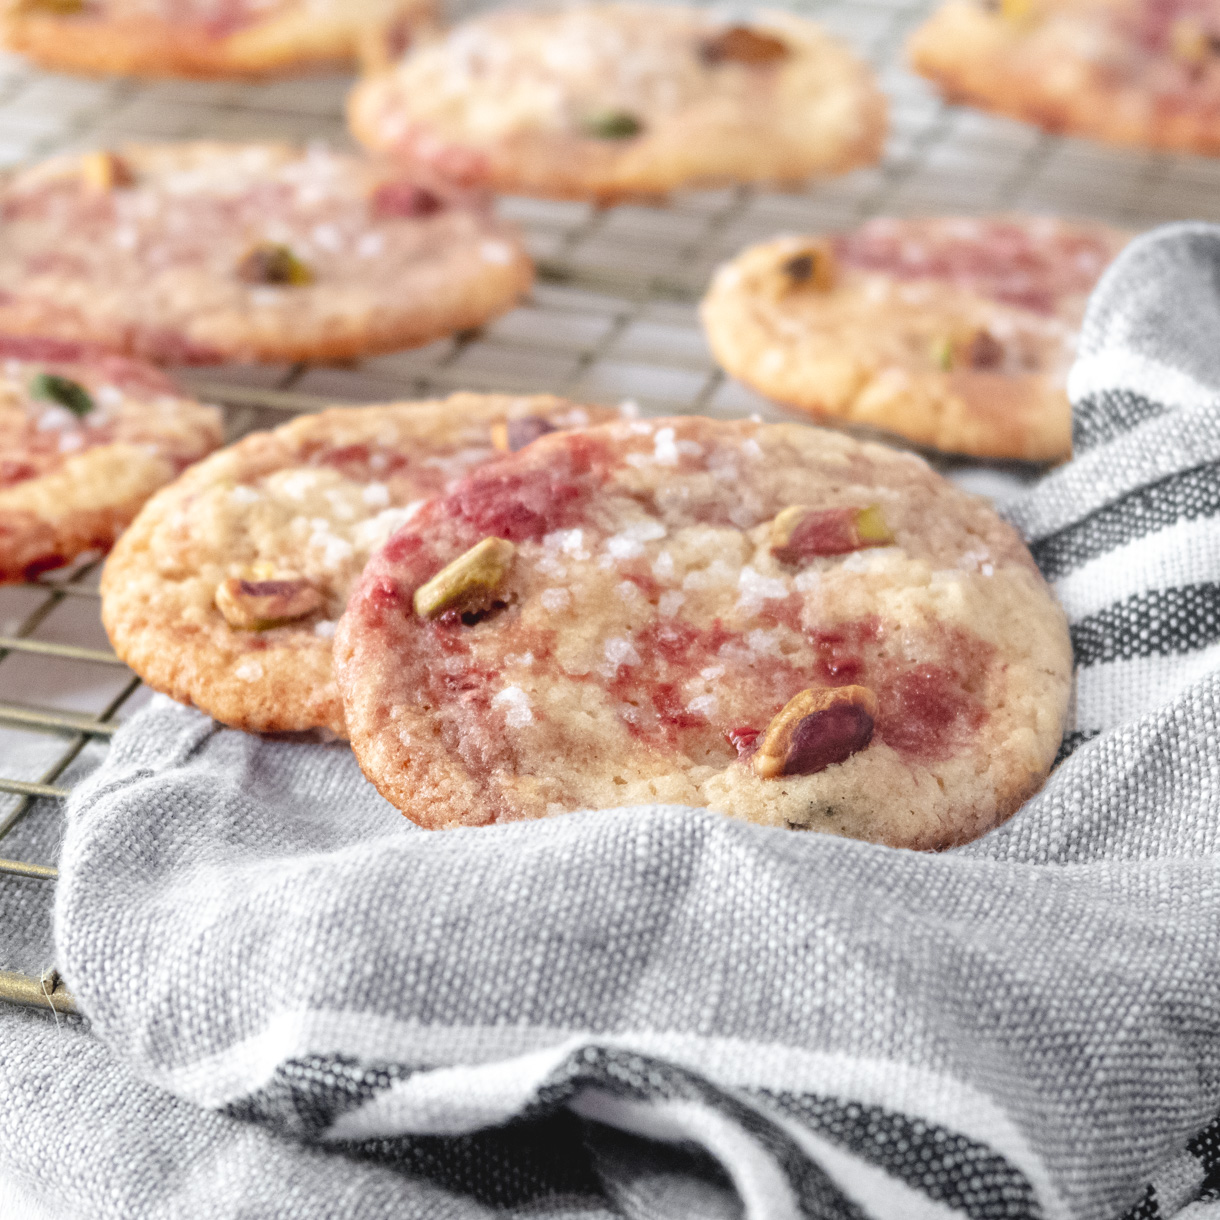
left=8, top=222, right=1220, bottom=1220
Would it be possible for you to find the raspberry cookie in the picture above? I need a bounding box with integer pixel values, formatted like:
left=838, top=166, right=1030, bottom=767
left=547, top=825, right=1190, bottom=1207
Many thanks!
left=348, top=4, right=886, bottom=202
left=701, top=217, right=1129, bottom=462
left=3, top=0, right=433, bottom=80
left=336, top=417, right=1072, bottom=848
left=101, top=394, right=618, bottom=737
left=0, top=142, right=532, bottom=365
left=0, top=334, right=221, bottom=583
left=910, top=0, right=1220, bottom=155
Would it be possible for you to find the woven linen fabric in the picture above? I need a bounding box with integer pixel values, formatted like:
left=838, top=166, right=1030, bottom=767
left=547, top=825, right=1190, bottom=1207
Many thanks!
left=3, top=221, right=1220, bottom=1220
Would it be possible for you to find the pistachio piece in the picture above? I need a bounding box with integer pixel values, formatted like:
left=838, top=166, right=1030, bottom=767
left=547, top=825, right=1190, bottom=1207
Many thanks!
left=215, top=575, right=323, bottom=631
left=780, top=241, right=836, bottom=293
left=968, top=329, right=1004, bottom=369
left=16, top=0, right=83, bottom=13
left=581, top=110, right=643, bottom=139
left=931, top=329, right=1005, bottom=371
left=701, top=26, right=790, bottom=66
left=30, top=372, right=93, bottom=418
left=237, top=243, right=314, bottom=287
left=754, top=685, right=877, bottom=780
left=370, top=181, right=443, bottom=219
left=770, top=504, right=893, bottom=562
left=81, top=150, right=134, bottom=191
left=414, top=536, right=516, bottom=620
left=491, top=416, right=557, bottom=454
left=931, top=335, right=954, bottom=371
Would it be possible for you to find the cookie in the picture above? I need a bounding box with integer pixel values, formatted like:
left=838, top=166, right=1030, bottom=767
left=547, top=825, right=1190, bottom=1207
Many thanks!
left=3, top=0, right=434, bottom=79
left=0, top=333, right=222, bottom=583
left=348, top=4, right=886, bottom=202
left=0, top=142, right=533, bottom=365
left=101, top=394, right=620, bottom=737
left=701, top=217, right=1129, bottom=462
left=335, top=416, right=1072, bottom=849
left=910, top=0, right=1220, bottom=155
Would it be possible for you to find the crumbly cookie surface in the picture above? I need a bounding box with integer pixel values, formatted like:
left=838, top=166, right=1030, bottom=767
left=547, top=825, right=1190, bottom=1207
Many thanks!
left=0, top=334, right=221, bottom=582
left=336, top=417, right=1072, bottom=848
left=701, top=217, right=1128, bottom=462
left=348, top=4, right=886, bottom=201
left=0, top=141, right=532, bottom=364
left=910, top=0, right=1220, bottom=154
left=3, top=0, right=434, bottom=79
left=101, top=394, right=618, bottom=736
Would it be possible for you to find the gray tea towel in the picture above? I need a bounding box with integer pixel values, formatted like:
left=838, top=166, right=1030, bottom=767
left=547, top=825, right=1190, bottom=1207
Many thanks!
left=6, top=223, right=1220, bottom=1220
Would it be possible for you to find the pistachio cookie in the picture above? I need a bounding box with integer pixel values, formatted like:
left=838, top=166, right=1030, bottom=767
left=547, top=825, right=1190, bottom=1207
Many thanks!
left=3, top=0, right=434, bottom=80
left=101, top=394, right=618, bottom=736
left=701, top=217, right=1129, bottom=462
left=0, top=334, right=221, bottom=583
left=910, top=0, right=1220, bottom=155
left=0, top=142, right=532, bottom=365
left=335, top=416, right=1072, bottom=848
left=348, top=4, right=885, bottom=202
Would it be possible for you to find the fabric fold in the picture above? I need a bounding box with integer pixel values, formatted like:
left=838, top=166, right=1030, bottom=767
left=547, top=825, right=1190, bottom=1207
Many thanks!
left=30, top=221, right=1220, bottom=1219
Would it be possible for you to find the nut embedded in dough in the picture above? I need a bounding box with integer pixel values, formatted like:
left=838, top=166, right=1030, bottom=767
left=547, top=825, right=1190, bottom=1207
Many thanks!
left=580, top=110, right=644, bottom=140
left=931, top=327, right=1006, bottom=371
left=413, top=536, right=516, bottom=620
left=746, top=241, right=837, bottom=302
left=754, top=685, right=878, bottom=779
left=81, top=150, right=134, bottom=192
left=490, top=416, right=557, bottom=453
left=29, top=372, right=94, bottom=418
left=215, top=575, right=324, bottom=631
left=14, top=0, right=82, bottom=13
left=700, top=26, right=790, bottom=66
left=236, top=242, right=315, bottom=287
left=770, top=503, right=893, bottom=562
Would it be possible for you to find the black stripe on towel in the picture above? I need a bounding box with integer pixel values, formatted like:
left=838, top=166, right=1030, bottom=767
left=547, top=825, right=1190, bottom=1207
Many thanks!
left=222, top=1053, right=417, bottom=1137
left=1120, top=1184, right=1162, bottom=1220
left=1072, top=389, right=1170, bottom=453
left=1189, top=1112, right=1220, bottom=1200
left=226, top=1056, right=606, bottom=1209
left=1032, top=462, right=1220, bottom=582
left=332, top=1110, right=605, bottom=1209
left=1054, top=730, right=1100, bottom=767
left=528, top=1045, right=868, bottom=1220
left=761, top=1091, right=1041, bottom=1220
left=1070, top=584, right=1220, bottom=667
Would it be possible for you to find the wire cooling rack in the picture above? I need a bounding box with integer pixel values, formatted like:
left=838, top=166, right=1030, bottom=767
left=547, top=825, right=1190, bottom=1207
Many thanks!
left=6, top=0, right=1220, bottom=1016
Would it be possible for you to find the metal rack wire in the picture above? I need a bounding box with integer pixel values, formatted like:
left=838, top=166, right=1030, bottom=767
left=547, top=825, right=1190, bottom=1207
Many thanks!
left=5, top=0, right=1220, bottom=1016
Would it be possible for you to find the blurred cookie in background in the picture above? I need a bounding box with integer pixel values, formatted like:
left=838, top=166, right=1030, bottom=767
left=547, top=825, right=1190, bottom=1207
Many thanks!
left=0, top=335, right=221, bottom=583
left=2, top=0, right=435, bottom=79
left=348, top=3, right=886, bottom=203
left=0, top=142, right=533, bottom=366
left=701, top=216, right=1129, bottom=462
left=910, top=0, right=1220, bottom=155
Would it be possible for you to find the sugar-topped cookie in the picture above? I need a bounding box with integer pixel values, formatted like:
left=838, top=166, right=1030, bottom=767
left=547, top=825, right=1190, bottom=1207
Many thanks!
left=349, top=4, right=886, bottom=202
left=0, top=334, right=221, bottom=583
left=910, top=0, right=1220, bottom=155
left=4, top=0, right=434, bottom=79
left=702, top=217, right=1128, bottom=461
left=336, top=416, right=1072, bottom=848
left=101, top=394, right=619, bottom=736
left=0, top=142, right=532, bottom=365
